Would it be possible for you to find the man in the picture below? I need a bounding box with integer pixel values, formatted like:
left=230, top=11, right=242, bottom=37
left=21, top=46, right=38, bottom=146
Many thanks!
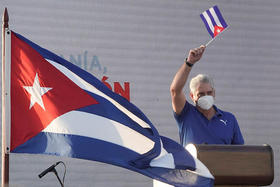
left=170, top=45, right=244, bottom=147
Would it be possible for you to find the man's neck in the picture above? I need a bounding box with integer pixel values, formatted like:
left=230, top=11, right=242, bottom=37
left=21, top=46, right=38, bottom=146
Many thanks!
left=197, top=106, right=216, bottom=120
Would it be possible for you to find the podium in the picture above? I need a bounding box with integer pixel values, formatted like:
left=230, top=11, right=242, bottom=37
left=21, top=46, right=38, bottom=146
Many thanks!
left=195, top=144, right=274, bottom=187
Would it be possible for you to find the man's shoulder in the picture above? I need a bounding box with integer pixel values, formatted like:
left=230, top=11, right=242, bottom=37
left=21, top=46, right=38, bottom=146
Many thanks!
left=174, top=101, right=196, bottom=118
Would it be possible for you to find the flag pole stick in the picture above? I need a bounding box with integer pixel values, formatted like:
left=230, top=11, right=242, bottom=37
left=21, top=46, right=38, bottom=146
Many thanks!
left=205, top=25, right=230, bottom=47
left=2, top=7, right=10, bottom=187
left=205, top=37, right=214, bottom=47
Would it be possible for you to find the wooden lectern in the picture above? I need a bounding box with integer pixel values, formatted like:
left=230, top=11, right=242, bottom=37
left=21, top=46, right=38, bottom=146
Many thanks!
left=195, top=144, right=274, bottom=187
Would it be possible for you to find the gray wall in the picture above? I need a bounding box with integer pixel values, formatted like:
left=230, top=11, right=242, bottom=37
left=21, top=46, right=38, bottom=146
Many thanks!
left=0, top=0, right=279, bottom=186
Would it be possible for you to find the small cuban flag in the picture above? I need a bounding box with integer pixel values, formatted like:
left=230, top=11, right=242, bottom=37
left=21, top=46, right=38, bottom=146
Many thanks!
left=200, top=5, right=228, bottom=38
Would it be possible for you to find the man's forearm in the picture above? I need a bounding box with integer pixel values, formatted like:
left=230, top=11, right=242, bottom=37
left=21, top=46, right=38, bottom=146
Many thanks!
left=170, top=60, right=192, bottom=96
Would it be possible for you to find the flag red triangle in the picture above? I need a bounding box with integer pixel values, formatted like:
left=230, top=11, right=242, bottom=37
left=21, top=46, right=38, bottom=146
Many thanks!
left=214, top=25, right=224, bottom=37
left=11, top=32, right=98, bottom=151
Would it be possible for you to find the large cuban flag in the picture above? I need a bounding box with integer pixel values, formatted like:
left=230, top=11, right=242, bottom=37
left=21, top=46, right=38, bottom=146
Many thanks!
left=5, top=30, right=214, bottom=187
left=200, top=5, right=228, bottom=38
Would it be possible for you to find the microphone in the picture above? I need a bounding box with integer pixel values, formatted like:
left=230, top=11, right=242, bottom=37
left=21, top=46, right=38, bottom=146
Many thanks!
left=38, top=162, right=60, bottom=178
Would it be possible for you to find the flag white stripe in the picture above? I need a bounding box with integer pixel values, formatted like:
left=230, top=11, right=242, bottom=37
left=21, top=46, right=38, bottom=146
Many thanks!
left=47, top=59, right=151, bottom=129
left=202, top=11, right=214, bottom=33
left=209, top=7, right=223, bottom=27
left=43, top=111, right=155, bottom=154
left=188, top=158, right=214, bottom=179
left=150, top=140, right=175, bottom=169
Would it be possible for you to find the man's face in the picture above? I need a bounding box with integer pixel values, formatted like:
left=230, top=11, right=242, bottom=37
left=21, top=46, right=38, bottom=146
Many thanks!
left=190, top=82, right=215, bottom=103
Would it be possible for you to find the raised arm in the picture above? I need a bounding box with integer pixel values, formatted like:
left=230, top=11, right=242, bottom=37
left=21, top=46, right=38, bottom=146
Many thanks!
left=170, top=45, right=206, bottom=115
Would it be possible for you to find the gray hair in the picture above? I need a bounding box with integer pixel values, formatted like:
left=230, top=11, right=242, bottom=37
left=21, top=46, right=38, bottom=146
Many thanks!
left=189, top=74, right=214, bottom=94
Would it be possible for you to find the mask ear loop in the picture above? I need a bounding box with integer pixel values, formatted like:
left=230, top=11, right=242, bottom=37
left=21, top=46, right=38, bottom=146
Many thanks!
left=189, top=92, right=197, bottom=106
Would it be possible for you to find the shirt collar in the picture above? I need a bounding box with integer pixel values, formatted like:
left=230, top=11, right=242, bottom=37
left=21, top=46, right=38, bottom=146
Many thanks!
left=213, top=105, right=223, bottom=117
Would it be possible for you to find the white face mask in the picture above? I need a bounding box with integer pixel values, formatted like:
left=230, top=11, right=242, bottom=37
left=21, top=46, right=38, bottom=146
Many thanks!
left=197, top=95, right=214, bottom=110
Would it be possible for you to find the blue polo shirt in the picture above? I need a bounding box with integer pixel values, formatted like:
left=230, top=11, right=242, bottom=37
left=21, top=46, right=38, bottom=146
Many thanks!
left=174, top=101, right=244, bottom=147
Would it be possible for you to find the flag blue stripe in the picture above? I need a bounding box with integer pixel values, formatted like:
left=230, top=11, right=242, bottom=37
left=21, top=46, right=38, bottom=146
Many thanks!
left=213, top=5, right=228, bottom=28
left=200, top=14, right=214, bottom=38
left=206, top=10, right=217, bottom=27
left=12, top=132, right=141, bottom=163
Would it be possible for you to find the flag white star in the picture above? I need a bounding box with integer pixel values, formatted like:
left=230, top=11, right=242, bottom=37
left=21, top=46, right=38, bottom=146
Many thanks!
left=23, top=73, right=52, bottom=111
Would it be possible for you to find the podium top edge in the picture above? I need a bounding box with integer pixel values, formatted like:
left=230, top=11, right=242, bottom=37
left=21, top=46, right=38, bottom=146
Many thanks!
left=194, top=144, right=273, bottom=153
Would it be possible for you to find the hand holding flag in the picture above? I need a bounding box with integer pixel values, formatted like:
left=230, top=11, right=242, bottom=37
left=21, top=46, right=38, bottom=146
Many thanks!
left=187, top=45, right=206, bottom=65
left=200, top=5, right=229, bottom=46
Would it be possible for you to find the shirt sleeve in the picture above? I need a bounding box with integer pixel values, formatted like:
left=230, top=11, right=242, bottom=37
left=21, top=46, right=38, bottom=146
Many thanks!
left=232, top=116, right=245, bottom=144
left=173, top=101, right=190, bottom=124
